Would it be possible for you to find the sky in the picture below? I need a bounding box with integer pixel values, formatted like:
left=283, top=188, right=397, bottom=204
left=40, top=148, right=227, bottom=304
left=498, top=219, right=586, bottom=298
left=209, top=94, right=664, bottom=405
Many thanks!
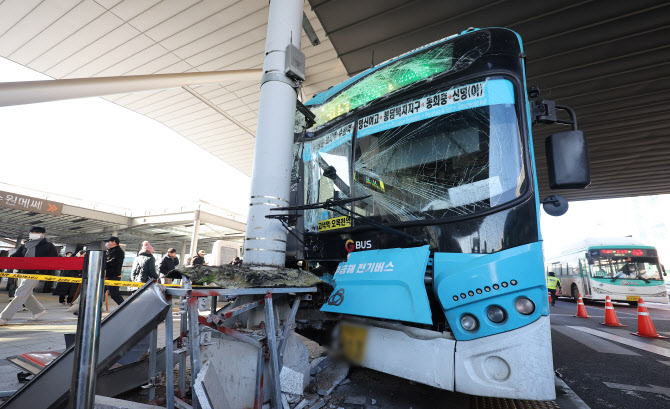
left=2, top=57, right=670, bottom=268
left=0, top=57, right=251, bottom=216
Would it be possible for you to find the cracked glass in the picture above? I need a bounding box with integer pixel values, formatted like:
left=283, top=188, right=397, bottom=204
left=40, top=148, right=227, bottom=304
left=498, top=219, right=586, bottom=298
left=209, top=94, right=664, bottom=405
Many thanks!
left=353, top=78, right=526, bottom=222
left=309, top=31, right=490, bottom=130
left=302, top=122, right=355, bottom=232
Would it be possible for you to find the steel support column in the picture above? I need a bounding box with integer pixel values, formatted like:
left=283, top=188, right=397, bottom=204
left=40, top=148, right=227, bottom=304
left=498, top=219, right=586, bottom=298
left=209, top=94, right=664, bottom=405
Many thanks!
left=189, top=210, right=201, bottom=259
left=243, top=0, right=304, bottom=267
left=69, top=250, right=105, bottom=409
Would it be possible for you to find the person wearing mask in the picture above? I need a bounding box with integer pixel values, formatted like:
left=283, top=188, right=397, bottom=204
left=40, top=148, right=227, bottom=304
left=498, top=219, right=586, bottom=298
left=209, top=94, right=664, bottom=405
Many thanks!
left=0, top=226, right=58, bottom=325
left=132, top=241, right=158, bottom=283
left=191, top=250, right=207, bottom=266
left=103, top=236, right=125, bottom=305
left=159, top=248, right=179, bottom=284
left=53, top=252, right=79, bottom=305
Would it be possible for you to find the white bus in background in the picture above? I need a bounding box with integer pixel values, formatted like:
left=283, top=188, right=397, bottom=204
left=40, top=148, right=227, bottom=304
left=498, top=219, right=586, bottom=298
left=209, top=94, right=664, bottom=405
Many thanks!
left=545, top=238, right=669, bottom=305
left=211, top=240, right=241, bottom=266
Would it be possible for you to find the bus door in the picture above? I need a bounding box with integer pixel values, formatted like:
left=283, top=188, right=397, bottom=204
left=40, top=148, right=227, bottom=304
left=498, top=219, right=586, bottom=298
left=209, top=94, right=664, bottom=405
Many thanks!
left=579, top=258, right=592, bottom=296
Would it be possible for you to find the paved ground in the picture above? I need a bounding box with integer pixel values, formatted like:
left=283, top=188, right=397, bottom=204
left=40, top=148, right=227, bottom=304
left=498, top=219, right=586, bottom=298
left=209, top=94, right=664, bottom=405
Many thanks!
left=0, top=291, right=178, bottom=394
left=550, top=297, right=670, bottom=409
left=2, top=291, right=668, bottom=408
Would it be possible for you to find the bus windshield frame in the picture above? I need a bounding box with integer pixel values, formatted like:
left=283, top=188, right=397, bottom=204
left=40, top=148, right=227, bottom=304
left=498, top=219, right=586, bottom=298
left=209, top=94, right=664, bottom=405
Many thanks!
left=301, top=74, right=530, bottom=232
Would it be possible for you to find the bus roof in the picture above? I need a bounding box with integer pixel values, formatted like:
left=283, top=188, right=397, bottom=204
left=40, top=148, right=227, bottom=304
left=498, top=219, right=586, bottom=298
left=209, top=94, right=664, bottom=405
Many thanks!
left=304, top=29, right=474, bottom=107
left=550, top=237, right=655, bottom=257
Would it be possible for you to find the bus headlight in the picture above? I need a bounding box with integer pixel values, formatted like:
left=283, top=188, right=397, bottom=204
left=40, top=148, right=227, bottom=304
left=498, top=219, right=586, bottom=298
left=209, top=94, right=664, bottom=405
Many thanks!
left=486, top=306, right=506, bottom=323
left=514, top=297, right=535, bottom=315
left=460, top=314, right=479, bottom=331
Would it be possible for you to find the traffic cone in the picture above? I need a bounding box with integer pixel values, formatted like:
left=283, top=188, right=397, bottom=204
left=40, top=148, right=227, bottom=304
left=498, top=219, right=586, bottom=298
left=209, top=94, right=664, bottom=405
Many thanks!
left=599, top=296, right=626, bottom=327
left=548, top=292, right=553, bottom=305
left=631, top=298, right=668, bottom=339
left=574, top=294, right=590, bottom=318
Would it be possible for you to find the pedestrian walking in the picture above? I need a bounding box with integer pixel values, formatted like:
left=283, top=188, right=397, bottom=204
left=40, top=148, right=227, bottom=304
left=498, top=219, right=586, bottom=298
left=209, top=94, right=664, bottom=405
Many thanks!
left=0, top=226, right=58, bottom=325
left=158, top=248, right=179, bottom=284
left=53, top=252, right=80, bottom=305
left=191, top=250, right=207, bottom=266
left=132, top=241, right=158, bottom=284
left=65, top=250, right=86, bottom=315
left=103, top=236, right=125, bottom=305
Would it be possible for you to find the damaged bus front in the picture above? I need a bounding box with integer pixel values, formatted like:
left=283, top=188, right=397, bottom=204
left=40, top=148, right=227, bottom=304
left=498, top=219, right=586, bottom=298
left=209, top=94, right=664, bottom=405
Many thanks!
left=285, top=28, right=590, bottom=400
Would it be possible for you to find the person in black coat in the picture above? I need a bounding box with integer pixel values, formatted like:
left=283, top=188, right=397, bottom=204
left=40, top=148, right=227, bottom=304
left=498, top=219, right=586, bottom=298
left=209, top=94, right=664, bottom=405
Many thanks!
left=103, top=236, right=125, bottom=305
left=132, top=241, right=158, bottom=283
left=191, top=250, right=207, bottom=266
left=52, top=252, right=79, bottom=304
left=158, top=248, right=179, bottom=284
left=0, top=226, right=58, bottom=325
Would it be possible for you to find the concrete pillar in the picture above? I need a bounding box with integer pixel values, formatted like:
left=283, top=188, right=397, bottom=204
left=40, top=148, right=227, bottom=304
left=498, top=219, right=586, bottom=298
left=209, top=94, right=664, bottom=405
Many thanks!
left=180, top=241, right=188, bottom=265
left=244, top=0, right=304, bottom=268
left=189, top=210, right=201, bottom=258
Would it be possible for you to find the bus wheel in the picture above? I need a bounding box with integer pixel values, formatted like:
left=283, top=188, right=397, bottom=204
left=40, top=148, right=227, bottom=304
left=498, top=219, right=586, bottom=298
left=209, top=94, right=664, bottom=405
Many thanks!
left=571, top=285, right=579, bottom=302
left=627, top=301, right=638, bottom=307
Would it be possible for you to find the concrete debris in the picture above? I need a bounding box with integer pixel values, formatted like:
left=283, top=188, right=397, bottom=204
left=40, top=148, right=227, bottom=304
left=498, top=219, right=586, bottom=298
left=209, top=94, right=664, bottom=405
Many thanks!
left=286, top=394, right=301, bottom=404
left=342, top=396, right=366, bottom=409
left=308, top=399, right=326, bottom=409
left=94, top=396, right=163, bottom=409
left=309, top=356, right=332, bottom=375
left=193, top=361, right=231, bottom=409
left=370, top=399, right=376, bottom=405
left=294, top=396, right=318, bottom=409
left=339, top=379, right=351, bottom=386
left=315, top=361, right=350, bottom=396
left=281, top=366, right=310, bottom=395
left=167, top=265, right=327, bottom=289
left=282, top=394, right=291, bottom=409
left=280, top=334, right=311, bottom=395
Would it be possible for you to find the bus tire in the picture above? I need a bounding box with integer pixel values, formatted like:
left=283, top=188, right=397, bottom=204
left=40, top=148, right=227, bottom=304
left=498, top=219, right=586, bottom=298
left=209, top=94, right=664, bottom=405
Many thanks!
left=571, top=284, right=579, bottom=302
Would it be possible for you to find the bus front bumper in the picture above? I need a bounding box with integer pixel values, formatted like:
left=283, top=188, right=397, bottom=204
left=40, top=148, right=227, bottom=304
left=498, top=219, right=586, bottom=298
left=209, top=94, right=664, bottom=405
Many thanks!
left=454, top=316, right=555, bottom=400
left=340, top=316, right=555, bottom=400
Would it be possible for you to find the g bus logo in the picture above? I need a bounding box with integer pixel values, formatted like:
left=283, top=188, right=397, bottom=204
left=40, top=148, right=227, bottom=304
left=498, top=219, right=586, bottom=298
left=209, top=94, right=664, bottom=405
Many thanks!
left=345, top=239, right=372, bottom=252
left=328, top=288, right=345, bottom=306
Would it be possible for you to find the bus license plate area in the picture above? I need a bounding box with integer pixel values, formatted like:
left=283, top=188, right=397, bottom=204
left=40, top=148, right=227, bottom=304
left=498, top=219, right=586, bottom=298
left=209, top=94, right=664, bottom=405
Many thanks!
left=339, top=323, right=368, bottom=364
left=626, top=295, right=640, bottom=302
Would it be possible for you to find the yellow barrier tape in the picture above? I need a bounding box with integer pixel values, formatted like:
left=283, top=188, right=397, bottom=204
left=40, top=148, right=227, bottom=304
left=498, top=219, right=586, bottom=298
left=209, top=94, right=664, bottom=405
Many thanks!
left=0, top=271, right=182, bottom=288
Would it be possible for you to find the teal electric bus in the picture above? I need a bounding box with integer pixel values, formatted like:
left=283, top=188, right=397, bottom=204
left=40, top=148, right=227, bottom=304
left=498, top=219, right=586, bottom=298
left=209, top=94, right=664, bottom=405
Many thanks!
left=546, top=238, right=669, bottom=305
left=285, top=27, right=590, bottom=400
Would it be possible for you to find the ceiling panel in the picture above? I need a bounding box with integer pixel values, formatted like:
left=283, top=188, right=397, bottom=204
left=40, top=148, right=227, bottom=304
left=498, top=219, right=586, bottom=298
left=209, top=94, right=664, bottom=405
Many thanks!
left=0, top=0, right=349, bottom=179
left=308, top=0, right=670, bottom=201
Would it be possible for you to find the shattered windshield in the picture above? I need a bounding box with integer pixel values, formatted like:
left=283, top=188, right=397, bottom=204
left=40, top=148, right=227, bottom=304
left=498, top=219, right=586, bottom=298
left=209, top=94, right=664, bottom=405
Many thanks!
left=353, top=78, right=525, bottom=222
left=303, top=122, right=355, bottom=232
left=591, top=258, right=664, bottom=282
left=308, top=31, right=490, bottom=130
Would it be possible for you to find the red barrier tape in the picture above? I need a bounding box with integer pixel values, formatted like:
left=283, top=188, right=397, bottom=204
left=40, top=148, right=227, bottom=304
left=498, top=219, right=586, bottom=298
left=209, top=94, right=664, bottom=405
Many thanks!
left=0, top=257, right=85, bottom=271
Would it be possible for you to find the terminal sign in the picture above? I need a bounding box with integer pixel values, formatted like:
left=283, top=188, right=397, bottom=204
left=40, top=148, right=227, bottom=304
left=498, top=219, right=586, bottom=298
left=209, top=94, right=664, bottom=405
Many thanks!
left=0, top=190, right=63, bottom=216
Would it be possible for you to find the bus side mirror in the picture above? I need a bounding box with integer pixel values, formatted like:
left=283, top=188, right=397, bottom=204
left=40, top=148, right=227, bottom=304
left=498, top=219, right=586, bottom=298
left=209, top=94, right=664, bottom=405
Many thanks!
left=542, top=195, right=568, bottom=216
left=545, top=130, right=591, bottom=189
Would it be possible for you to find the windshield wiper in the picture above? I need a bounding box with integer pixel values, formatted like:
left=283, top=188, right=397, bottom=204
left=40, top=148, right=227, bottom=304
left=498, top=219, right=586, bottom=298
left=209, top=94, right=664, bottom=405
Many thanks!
left=269, top=196, right=425, bottom=246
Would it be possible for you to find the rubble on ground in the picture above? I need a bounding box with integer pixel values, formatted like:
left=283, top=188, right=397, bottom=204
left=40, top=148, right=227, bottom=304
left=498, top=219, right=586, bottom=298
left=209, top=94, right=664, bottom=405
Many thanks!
left=167, top=265, right=328, bottom=289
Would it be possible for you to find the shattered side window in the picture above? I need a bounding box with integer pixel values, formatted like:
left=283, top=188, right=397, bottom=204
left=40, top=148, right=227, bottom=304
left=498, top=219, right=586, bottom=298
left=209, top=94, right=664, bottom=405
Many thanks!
left=353, top=78, right=525, bottom=222
left=303, top=122, right=355, bottom=232
left=309, top=31, right=491, bottom=130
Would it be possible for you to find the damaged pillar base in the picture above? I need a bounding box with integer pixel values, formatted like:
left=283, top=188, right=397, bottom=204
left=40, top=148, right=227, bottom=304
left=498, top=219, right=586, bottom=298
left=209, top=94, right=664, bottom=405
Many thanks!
left=279, top=334, right=310, bottom=395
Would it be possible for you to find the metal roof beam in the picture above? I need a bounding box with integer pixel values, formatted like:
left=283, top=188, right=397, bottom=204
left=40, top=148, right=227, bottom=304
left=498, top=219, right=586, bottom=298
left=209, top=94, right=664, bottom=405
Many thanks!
left=0, top=70, right=262, bottom=107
